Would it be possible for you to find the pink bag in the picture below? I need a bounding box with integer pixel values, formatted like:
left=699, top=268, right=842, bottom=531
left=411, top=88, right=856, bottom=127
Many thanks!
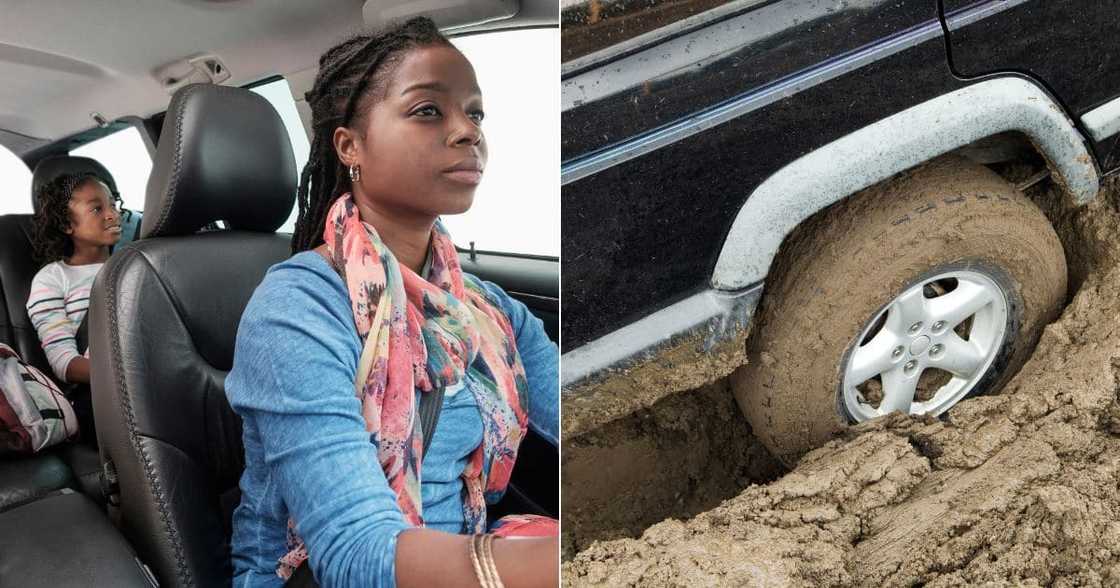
left=0, top=343, right=78, bottom=455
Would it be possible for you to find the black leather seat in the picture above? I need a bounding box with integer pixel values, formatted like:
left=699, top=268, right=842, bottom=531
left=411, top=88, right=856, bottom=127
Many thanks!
left=90, top=83, right=296, bottom=587
left=0, top=214, right=52, bottom=376
left=0, top=490, right=154, bottom=587
left=0, top=450, right=72, bottom=512
left=0, top=443, right=104, bottom=514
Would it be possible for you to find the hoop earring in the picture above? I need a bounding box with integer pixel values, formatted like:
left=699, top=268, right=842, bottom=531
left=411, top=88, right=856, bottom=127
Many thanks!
left=349, top=164, right=361, bottom=183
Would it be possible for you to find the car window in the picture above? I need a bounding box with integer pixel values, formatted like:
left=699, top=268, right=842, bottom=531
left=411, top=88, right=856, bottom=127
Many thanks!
left=0, top=144, right=32, bottom=215
left=445, top=28, right=560, bottom=258
left=250, top=78, right=311, bottom=233
left=562, top=0, right=762, bottom=65
left=70, top=126, right=153, bottom=212
left=251, top=31, right=559, bottom=259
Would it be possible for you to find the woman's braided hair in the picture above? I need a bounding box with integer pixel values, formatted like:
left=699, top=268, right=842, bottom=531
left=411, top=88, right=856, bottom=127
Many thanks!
left=290, top=16, right=451, bottom=253
left=31, top=172, right=105, bottom=266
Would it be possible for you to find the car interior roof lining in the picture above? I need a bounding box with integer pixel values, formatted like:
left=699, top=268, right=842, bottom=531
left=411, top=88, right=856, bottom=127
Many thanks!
left=0, top=0, right=557, bottom=148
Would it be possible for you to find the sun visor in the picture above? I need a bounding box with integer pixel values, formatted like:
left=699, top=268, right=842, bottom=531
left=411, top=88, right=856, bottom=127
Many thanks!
left=363, top=0, right=519, bottom=32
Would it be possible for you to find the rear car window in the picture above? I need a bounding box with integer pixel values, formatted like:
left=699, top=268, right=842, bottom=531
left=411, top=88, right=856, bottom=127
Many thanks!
left=70, top=126, right=153, bottom=212
left=0, top=144, right=32, bottom=214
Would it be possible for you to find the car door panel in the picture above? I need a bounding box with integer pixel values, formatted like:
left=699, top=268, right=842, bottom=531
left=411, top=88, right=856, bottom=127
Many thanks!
left=459, top=250, right=559, bottom=520
left=458, top=251, right=559, bottom=343
left=942, top=0, right=1120, bottom=170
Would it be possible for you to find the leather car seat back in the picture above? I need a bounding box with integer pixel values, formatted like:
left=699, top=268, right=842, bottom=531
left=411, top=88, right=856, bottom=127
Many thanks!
left=90, top=83, right=296, bottom=587
left=0, top=215, right=51, bottom=375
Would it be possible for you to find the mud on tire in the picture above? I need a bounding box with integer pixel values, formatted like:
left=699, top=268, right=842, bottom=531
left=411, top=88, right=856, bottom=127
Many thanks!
left=732, top=156, right=1067, bottom=465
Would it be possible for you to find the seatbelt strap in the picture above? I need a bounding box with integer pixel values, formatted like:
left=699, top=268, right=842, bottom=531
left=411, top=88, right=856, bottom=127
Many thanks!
left=419, top=385, right=446, bottom=458
left=127, top=209, right=143, bottom=242
left=316, top=248, right=447, bottom=454
left=75, top=310, right=90, bottom=355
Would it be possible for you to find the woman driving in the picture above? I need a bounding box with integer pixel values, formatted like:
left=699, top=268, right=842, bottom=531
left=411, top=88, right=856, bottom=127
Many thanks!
left=226, top=16, right=558, bottom=588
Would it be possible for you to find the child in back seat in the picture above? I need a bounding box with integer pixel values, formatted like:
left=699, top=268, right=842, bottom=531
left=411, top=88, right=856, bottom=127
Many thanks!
left=25, top=172, right=122, bottom=437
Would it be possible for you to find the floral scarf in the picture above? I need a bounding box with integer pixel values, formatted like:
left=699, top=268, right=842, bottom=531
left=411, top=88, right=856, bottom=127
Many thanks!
left=277, top=193, right=529, bottom=578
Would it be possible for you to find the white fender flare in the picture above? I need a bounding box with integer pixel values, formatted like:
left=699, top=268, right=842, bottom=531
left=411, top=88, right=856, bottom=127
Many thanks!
left=712, top=76, right=1100, bottom=290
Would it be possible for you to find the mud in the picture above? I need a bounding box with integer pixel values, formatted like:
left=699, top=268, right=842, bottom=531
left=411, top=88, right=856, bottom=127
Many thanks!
left=562, top=380, right=785, bottom=557
left=564, top=176, right=1120, bottom=586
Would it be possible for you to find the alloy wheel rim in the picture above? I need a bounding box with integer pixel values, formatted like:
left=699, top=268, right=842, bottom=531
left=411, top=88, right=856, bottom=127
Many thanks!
left=840, top=269, right=1009, bottom=422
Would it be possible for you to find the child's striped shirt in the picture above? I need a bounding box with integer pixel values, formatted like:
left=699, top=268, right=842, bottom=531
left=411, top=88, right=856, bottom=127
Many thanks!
left=25, top=261, right=103, bottom=382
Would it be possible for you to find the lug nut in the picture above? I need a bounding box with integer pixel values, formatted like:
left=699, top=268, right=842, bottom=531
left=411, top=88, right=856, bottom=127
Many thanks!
left=908, top=322, right=923, bottom=335
left=892, top=346, right=904, bottom=359
left=930, top=344, right=944, bottom=357
left=932, top=320, right=946, bottom=333
left=904, top=360, right=918, bottom=373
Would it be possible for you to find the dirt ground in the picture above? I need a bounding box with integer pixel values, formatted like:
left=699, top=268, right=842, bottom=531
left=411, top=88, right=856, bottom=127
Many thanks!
left=562, top=380, right=785, bottom=557
left=563, top=174, right=1120, bottom=586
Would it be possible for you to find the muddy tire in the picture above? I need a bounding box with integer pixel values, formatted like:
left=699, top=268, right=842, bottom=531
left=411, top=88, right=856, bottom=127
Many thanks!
left=732, top=157, right=1067, bottom=465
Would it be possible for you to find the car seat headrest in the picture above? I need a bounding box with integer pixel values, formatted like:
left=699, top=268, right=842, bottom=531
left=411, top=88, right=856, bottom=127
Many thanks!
left=31, top=156, right=119, bottom=214
left=141, top=83, right=296, bottom=239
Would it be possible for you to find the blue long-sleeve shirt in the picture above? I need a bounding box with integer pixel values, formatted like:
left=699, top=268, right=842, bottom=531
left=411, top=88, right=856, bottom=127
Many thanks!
left=226, top=251, right=558, bottom=588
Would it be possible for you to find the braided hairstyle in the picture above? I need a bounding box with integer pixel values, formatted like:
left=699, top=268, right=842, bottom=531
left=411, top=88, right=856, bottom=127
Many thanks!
left=31, top=172, right=107, bottom=266
left=290, top=16, right=452, bottom=253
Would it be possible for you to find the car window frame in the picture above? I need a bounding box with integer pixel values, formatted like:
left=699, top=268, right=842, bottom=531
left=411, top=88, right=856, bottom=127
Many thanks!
left=22, top=116, right=157, bottom=208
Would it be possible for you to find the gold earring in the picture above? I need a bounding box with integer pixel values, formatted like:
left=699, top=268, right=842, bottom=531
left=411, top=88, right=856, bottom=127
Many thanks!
left=349, top=164, right=361, bottom=182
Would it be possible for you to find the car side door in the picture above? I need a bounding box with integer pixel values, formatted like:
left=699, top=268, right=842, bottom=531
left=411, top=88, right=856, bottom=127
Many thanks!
left=941, top=1, right=1120, bottom=170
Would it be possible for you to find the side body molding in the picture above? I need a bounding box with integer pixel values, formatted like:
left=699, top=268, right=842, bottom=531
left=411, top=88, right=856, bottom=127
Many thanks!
left=712, top=76, right=1100, bottom=291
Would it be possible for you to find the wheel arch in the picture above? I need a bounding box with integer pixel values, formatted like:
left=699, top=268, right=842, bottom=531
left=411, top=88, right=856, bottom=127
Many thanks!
left=712, top=76, right=1099, bottom=291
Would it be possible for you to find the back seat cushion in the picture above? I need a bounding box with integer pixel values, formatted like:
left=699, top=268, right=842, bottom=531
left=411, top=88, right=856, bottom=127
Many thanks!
left=0, top=491, right=154, bottom=587
left=0, top=451, right=73, bottom=512
left=0, top=442, right=104, bottom=512
left=54, top=441, right=103, bottom=501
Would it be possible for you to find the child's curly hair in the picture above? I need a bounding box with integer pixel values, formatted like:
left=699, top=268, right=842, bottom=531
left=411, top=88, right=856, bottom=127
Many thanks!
left=31, top=172, right=109, bottom=266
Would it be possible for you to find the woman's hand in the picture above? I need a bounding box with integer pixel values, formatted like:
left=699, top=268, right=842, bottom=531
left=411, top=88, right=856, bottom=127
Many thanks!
left=397, top=528, right=558, bottom=588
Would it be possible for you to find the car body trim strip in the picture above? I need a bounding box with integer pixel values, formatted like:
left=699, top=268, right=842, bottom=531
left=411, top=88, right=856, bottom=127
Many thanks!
left=943, top=0, right=1032, bottom=31
left=561, top=285, right=762, bottom=391
left=561, top=18, right=943, bottom=185
left=561, top=0, right=768, bottom=79
left=1082, top=95, right=1120, bottom=142
left=561, top=0, right=1032, bottom=186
